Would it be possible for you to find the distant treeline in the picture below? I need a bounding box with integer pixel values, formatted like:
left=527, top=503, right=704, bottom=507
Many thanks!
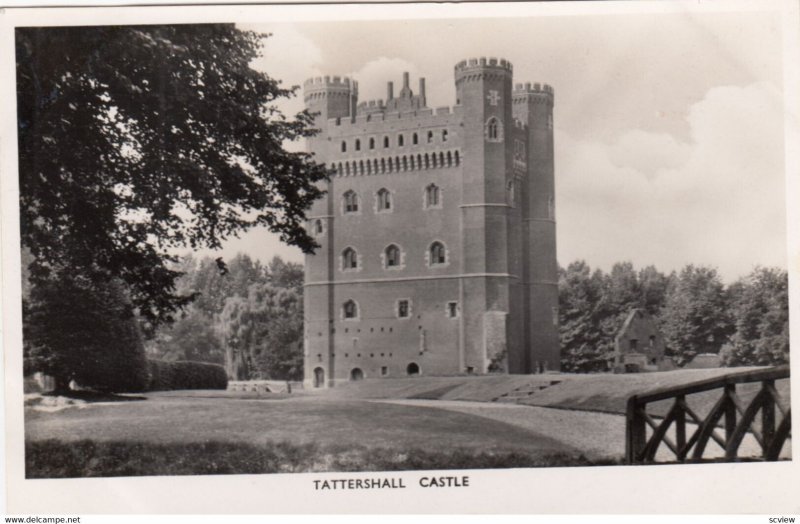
left=145, top=253, right=304, bottom=382
left=558, top=262, right=789, bottom=372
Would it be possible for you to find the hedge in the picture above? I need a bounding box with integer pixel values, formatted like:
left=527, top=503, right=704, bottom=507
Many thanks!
left=147, top=359, right=228, bottom=391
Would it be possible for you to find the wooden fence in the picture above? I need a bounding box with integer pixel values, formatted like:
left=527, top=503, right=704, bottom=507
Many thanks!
left=626, top=366, right=791, bottom=464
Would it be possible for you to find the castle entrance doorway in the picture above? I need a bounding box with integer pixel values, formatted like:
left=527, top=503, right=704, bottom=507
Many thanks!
left=350, top=368, right=364, bottom=381
left=406, top=363, right=420, bottom=376
left=313, top=367, right=325, bottom=388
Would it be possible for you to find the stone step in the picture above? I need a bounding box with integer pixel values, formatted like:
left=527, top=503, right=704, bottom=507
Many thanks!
left=492, top=380, right=562, bottom=403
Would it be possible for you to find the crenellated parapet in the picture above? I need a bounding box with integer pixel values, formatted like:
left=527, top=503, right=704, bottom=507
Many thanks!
left=357, top=99, right=387, bottom=116
left=324, top=105, right=462, bottom=137
left=303, top=75, right=359, bottom=102
left=454, top=57, right=513, bottom=84
left=512, top=82, right=554, bottom=106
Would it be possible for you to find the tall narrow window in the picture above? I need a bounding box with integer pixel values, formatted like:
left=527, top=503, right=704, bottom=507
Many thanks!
left=314, top=219, right=324, bottom=235
left=385, top=244, right=401, bottom=268
left=447, top=301, right=458, bottom=318
left=355, top=139, right=361, bottom=151
left=376, top=188, right=392, bottom=211
left=485, top=117, right=503, bottom=142
left=397, top=300, right=410, bottom=319
left=369, top=137, right=375, bottom=150
left=343, top=190, right=359, bottom=213
left=398, top=134, right=405, bottom=147
left=341, top=141, right=347, bottom=153
left=342, top=247, right=358, bottom=270
left=427, top=130, right=434, bottom=143
left=425, top=184, right=441, bottom=208
left=442, top=129, right=449, bottom=142
left=383, top=136, right=390, bottom=148
left=430, top=242, right=446, bottom=265
left=413, top=132, right=419, bottom=145
left=343, top=300, right=358, bottom=319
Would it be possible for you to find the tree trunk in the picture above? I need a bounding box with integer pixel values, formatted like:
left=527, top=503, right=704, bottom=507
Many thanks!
left=52, top=374, right=71, bottom=394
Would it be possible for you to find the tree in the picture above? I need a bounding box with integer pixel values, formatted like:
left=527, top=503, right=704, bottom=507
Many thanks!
left=558, top=261, right=608, bottom=372
left=24, top=276, right=149, bottom=393
left=16, top=25, right=327, bottom=325
left=659, top=265, right=733, bottom=366
left=720, top=267, right=789, bottom=366
left=217, top=282, right=304, bottom=381
left=147, top=308, right=224, bottom=364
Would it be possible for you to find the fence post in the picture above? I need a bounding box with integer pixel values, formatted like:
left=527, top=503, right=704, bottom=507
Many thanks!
left=724, top=383, right=737, bottom=446
left=675, top=395, right=686, bottom=459
left=626, top=395, right=646, bottom=464
left=761, top=379, right=776, bottom=456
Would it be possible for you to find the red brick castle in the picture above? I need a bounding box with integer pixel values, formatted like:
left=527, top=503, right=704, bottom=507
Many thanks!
left=303, top=57, right=559, bottom=387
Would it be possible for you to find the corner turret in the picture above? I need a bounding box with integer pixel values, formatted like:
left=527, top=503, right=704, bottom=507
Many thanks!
left=303, top=75, right=359, bottom=128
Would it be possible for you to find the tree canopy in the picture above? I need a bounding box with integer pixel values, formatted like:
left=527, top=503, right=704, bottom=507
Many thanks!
left=16, top=25, right=327, bottom=325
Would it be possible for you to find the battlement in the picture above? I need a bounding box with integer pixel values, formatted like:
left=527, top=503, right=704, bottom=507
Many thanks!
left=325, top=105, right=462, bottom=134
left=357, top=99, right=386, bottom=109
left=513, top=82, right=554, bottom=95
left=454, top=57, right=514, bottom=74
left=303, top=75, right=359, bottom=92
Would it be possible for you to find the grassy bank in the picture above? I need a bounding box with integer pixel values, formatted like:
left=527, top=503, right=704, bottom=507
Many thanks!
left=26, top=439, right=621, bottom=478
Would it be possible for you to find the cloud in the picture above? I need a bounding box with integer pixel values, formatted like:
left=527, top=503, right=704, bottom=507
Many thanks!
left=608, top=130, right=691, bottom=177
left=556, top=81, right=786, bottom=282
left=243, top=24, right=324, bottom=119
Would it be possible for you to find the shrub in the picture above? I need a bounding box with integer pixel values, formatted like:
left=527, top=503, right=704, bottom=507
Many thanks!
left=146, top=359, right=228, bottom=391
left=24, top=275, right=149, bottom=393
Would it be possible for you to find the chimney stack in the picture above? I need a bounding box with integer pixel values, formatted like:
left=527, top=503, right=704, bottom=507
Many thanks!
left=419, top=77, right=426, bottom=103
left=403, top=72, right=410, bottom=89
left=387, top=81, right=394, bottom=101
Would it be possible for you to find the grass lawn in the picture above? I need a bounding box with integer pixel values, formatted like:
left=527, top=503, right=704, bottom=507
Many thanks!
left=25, top=395, right=614, bottom=477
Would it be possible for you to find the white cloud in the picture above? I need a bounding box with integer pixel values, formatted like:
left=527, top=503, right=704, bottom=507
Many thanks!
left=556, top=81, right=786, bottom=282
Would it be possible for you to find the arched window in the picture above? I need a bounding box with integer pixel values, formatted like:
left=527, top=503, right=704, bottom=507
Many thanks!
left=442, top=129, right=449, bottom=142
left=398, top=134, right=405, bottom=147
left=454, top=150, right=460, bottom=166
left=425, top=184, right=441, bottom=208
left=402, top=156, right=408, bottom=171
left=385, top=244, right=401, bottom=268
left=343, top=190, right=359, bottom=213
left=369, top=137, right=375, bottom=150
left=430, top=241, right=446, bottom=265
left=413, top=132, right=419, bottom=145
left=446, top=151, right=453, bottom=167
left=381, top=158, right=386, bottom=173
left=342, top=247, right=358, bottom=270
left=341, top=141, right=347, bottom=153
left=485, top=117, right=503, bottom=142
left=355, top=139, right=361, bottom=151
left=383, top=136, right=390, bottom=148
left=343, top=300, right=358, bottom=319
left=376, top=188, right=392, bottom=211
left=427, top=130, right=434, bottom=143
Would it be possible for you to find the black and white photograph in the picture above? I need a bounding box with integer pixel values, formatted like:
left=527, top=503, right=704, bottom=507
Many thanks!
left=1, top=0, right=798, bottom=515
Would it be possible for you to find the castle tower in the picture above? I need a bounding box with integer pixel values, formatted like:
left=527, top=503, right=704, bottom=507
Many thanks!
left=454, top=57, right=518, bottom=372
left=512, top=82, right=560, bottom=372
left=302, top=76, right=358, bottom=388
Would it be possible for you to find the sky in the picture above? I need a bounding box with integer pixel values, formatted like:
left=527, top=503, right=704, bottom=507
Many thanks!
left=203, top=7, right=788, bottom=283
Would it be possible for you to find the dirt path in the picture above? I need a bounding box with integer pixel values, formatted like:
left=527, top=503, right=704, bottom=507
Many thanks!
left=376, top=399, right=626, bottom=459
